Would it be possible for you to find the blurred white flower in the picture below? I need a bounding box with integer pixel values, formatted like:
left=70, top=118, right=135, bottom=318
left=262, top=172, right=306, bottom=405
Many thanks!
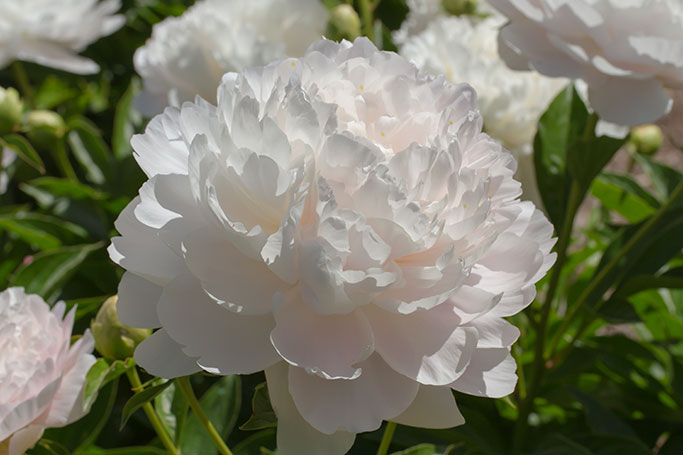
left=399, top=14, right=566, bottom=208
left=0, top=147, right=16, bottom=194
left=110, top=38, right=556, bottom=454
left=133, top=0, right=329, bottom=116
left=0, top=0, right=124, bottom=74
left=0, top=288, right=96, bottom=455
left=489, top=0, right=683, bottom=126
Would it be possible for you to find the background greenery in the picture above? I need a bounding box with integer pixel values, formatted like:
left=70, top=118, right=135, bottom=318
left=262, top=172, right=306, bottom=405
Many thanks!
left=1, top=1, right=681, bottom=454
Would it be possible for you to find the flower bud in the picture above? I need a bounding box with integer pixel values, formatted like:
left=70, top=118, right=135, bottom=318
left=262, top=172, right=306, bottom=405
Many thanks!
left=442, top=0, right=478, bottom=16
left=326, top=4, right=361, bottom=41
left=91, top=296, right=151, bottom=360
left=0, top=87, right=23, bottom=136
left=629, top=124, right=663, bottom=156
left=25, top=110, right=67, bottom=148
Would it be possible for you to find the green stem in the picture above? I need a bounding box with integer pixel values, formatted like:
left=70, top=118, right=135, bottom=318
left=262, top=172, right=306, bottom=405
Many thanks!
left=547, top=180, right=683, bottom=359
left=358, top=0, right=375, bottom=42
left=177, top=376, right=233, bottom=455
left=11, top=62, right=34, bottom=108
left=125, top=369, right=179, bottom=455
left=53, top=139, right=77, bottom=181
left=377, top=421, right=397, bottom=455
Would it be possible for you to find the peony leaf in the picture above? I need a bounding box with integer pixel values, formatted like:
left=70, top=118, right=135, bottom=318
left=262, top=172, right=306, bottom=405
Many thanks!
left=591, top=174, right=658, bottom=223
left=231, top=428, right=277, bottom=455
left=66, top=116, right=113, bottom=185
left=1, top=134, right=46, bottom=174
left=239, top=382, right=277, bottom=431
left=120, top=379, right=174, bottom=430
left=390, top=443, right=438, bottom=455
left=179, top=375, right=241, bottom=455
left=112, top=78, right=143, bottom=160
left=84, top=357, right=135, bottom=410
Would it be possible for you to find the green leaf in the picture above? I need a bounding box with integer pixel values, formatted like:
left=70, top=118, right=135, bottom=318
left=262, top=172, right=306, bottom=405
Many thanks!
left=83, top=358, right=135, bottom=410
left=533, top=85, right=588, bottom=228
left=0, top=211, right=88, bottom=250
left=9, top=243, right=102, bottom=301
left=591, top=174, right=658, bottom=223
left=112, top=78, right=143, bottom=160
left=613, top=267, right=683, bottom=298
left=66, top=117, right=113, bottom=185
left=634, top=153, right=682, bottom=202
left=391, top=443, right=437, bottom=455
left=75, top=447, right=167, bottom=455
left=120, top=379, right=174, bottom=430
left=155, top=381, right=180, bottom=441
left=21, top=176, right=108, bottom=200
left=35, top=76, right=78, bottom=109
left=570, top=388, right=640, bottom=440
left=179, top=375, right=241, bottom=455
left=568, top=135, right=625, bottom=192
left=239, top=382, right=277, bottom=431
left=232, top=429, right=276, bottom=455
left=1, top=134, right=45, bottom=174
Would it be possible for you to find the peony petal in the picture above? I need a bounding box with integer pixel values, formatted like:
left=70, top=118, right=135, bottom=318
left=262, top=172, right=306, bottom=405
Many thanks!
left=392, top=385, right=465, bottom=429
left=450, top=348, right=517, bottom=398
left=117, top=272, right=162, bottom=328
left=130, top=107, right=189, bottom=178
left=288, top=354, right=419, bottom=434
left=8, top=424, right=44, bottom=455
left=365, top=303, right=478, bottom=386
left=271, top=294, right=374, bottom=379
left=0, top=376, right=60, bottom=442
left=466, top=314, right=520, bottom=348
left=265, top=362, right=356, bottom=455
left=156, top=273, right=280, bottom=375
left=134, top=329, right=201, bottom=379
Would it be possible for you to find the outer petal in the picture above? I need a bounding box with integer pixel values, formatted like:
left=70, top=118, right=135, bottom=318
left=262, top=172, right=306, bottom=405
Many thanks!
left=116, top=272, right=162, bottom=328
left=392, top=385, right=465, bottom=429
left=130, top=107, right=189, bottom=178
left=289, top=354, right=419, bottom=435
left=0, top=377, right=60, bottom=442
left=450, top=348, right=517, bottom=398
left=156, top=273, right=280, bottom=375
left=265, top=362, right=356, bottom=455
left=365, top=303, right=478, bottom=386
left=15, top=42, right=100, bottom=75
left=271, top=294, right=374, bottom=379
left=183, top=227, right=288, bottom=315
left=7, top=424, right=44, bottom=455
left=134, top=329, right=201, bottom=379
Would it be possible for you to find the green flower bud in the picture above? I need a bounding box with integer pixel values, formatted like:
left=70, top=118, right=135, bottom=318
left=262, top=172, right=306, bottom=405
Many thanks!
left=442, top=0, right=478, bottom=16
left=25, top=110, right=67, bottom=148
left=91, top=296, right=152, bottom=360
left=629, top=124, right=663, bottom=156
left=326, top=4, right=361, bottom=41
left=0, top=87, right=23, bottom=136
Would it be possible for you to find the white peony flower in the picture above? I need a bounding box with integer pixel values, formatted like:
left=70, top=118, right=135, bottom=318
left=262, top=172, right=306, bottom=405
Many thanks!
left=0, top=148, right=16, bottom=195
left=133, top=0, right=329, bottom=117
left=0, top=0, right=124, bottom=75
left=0, top=288, right=96, bottom=455
left=399, top=13, right=566, bottom=208
left=488, top=0, right=683, bottom=126
left=110, top=38, right=556, bottom=454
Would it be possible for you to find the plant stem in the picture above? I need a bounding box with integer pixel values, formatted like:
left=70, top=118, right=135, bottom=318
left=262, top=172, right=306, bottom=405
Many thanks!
left=358, top=0, right=375, bottom=42
left=512, top=179, right=583, bottom=453
left=177, top=376, right=233, bottom=455
left=377, top=421, right=397, bottom=455
left=125, top=369, right=179, bottom=455
left=11, top=62, right=34, bottom=108
left=547, top=180, right=683, bottom=359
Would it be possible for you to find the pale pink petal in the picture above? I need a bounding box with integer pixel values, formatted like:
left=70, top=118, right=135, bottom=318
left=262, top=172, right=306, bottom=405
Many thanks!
left=117, top=272, right=162, bottom=329
left=134, top=329, right=201, bottom=379
left=450, top=348, right=517, bottom=398
left=392, top=385, right=465, bottom=429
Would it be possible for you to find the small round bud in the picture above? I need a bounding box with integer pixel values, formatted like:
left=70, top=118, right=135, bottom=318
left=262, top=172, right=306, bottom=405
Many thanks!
left=326, top=4, right=361, bottom=41
left=629, top=124, right=663, bottom=156
left=442, top=0, right=478, bottom=16
left=25, top=110, right=67, bottom=148
left=91, top=296, right=152, bottom=360
left=0, top=87, right=23, bottom=136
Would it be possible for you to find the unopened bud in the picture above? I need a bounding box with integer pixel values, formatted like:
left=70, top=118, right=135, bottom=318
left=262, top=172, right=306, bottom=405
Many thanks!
left=442, top=0, right=478, bottom=16
left=91, top=296, right=151, bottom=360
left=630, top=124, right=663, bottom=156
left=25, top=110, right=66, bottom=148
left=327, top=4, right=361, bottom=41
left=0, top=87, right=23, bottom=136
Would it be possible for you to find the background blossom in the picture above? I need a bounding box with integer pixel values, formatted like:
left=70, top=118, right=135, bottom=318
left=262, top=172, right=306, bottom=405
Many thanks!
left=0, top=288, right=96, bottom=455
left=488, top=0, right=683, bottom=126
left=110, top=37, right=556, bottom=454
left=0, top=0, right=124, bottom=74
left=133, top=0, right=329, bottom=116
left=399, top=13, right=566, bottom=208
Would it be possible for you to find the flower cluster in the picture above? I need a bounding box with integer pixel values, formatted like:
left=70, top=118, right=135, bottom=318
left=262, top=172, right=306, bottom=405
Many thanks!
left=0, top=0, right=124, bottom=74
left=133, top=0, right=329, bottom=116
left=110, top=37, right=556, bottom=454
left=0, top=288, right=96, bottom=455
left=488, top=0, right=683, bottom=126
